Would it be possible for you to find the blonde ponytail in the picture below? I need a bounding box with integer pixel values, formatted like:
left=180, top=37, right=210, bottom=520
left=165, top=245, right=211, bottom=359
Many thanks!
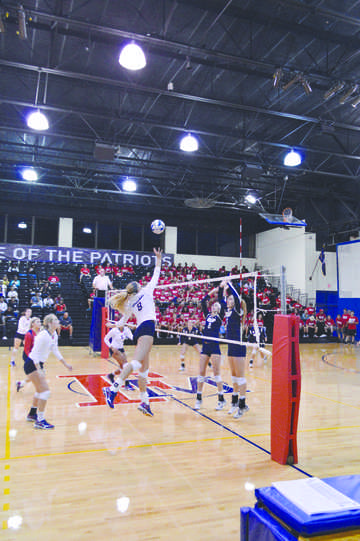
left=110, top=291, right=129, bottom=313
left=110, top=281, right=140, bottom=313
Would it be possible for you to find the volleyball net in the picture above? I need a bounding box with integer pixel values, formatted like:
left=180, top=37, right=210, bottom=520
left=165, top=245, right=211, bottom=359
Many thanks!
left=103, top=267, right=287, bottom=356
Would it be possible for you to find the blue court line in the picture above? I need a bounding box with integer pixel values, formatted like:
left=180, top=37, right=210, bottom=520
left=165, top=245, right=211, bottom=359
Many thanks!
left=68, top=380, right=91, bottom=396
left=322, top=353, right=360, bottom=374
left=171, top=395, right=313, bottom=478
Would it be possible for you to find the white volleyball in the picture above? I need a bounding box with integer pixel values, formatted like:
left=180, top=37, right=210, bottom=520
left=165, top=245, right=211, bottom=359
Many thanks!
left=151, top=219, right=165, bottom=234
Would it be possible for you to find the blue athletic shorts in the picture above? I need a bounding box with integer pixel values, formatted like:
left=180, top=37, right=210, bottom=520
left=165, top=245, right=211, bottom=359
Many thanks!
left=201, top=341, right=221, bottom=356
left=228, top=344, right=247, bottom=357
left=133, top=320, right=155, bottom=343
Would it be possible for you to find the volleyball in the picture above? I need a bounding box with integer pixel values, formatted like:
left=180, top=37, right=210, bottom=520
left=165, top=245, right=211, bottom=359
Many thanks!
left=151, top=219, right=165, bottom=234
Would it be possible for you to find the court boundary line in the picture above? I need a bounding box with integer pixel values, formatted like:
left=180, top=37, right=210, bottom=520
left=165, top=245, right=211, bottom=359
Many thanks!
left=170, top=396, right=312, bottom=478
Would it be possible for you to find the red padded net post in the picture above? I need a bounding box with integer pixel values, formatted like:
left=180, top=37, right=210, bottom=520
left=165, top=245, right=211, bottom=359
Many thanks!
left=101, top=306, right=109, bottom=359
left=271, top=314, right=301, bottom=465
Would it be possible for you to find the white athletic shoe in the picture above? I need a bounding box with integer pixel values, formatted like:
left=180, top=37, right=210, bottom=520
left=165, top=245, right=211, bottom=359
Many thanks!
left=233, top=405, right=250, bottom=419
left=215, top=400, right=226, bottom=411
left=179, top=365, right=185, bottom=372
left=228, top=404, right=238, bottom=415
left=194, top=399, right=202, bottom=410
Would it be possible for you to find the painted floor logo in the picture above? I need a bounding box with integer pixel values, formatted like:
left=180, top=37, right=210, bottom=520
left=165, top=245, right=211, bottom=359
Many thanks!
left=59, top=372, right=234, bottom=407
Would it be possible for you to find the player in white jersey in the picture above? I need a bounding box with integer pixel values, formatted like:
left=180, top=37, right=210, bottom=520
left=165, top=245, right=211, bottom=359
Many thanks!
left=104, top=325, right=133, bottom=387
left=10, top=308, right=32, bottom=366
left=24, top=313, right=72, bottom=429
left=103, top=247, right=162, bottom=416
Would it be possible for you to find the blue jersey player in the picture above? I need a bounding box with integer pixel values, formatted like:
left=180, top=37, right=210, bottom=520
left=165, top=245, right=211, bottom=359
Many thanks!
left=219, top=278, right=249, bottom=419
left=194, top=287, right=226, bottom=411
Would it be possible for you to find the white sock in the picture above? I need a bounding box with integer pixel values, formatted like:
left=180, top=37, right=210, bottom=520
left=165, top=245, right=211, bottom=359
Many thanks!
left=140, top=391, right=149, bottom=404
left=37, top=411, right=45, bottom=422
left=110, top=377, right=123, bottom=392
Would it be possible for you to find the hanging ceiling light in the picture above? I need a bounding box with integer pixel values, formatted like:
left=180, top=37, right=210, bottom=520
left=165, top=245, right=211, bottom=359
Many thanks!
left=339, top=84, right=358, bottom=105
left=301, top=76, right=312, bottom=95
left=122, top=178, right=137, bottom=192
left=323, top=82, right=345, bottom=100
left=351, top=95, right=360, bottom=108
left=82, top=227, right=92, bottom=234
left=119, top=42, right=146, bottom=70
left=18, top=221, right=27, bottom=229
left=26, top=110, right=49, bottom=131
left=284, top=149, right=302, bottom=167
left=273, top=68, right=283, bottom=88
left=245, top=193, right=257, bottom=205
left=21, top=168, right=38, bottom=181
left=180, top=133, right=199, bottom=152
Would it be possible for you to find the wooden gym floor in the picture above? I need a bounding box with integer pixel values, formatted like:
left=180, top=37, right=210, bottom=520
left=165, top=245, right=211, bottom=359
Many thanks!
left=1, top=342, right=360, bottom=540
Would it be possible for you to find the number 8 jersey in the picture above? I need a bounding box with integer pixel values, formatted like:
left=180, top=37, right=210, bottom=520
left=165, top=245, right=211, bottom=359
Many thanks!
left=119, top=266, right=161, bottom=327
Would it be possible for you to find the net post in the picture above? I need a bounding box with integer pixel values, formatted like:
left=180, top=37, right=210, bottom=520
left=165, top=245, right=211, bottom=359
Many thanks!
left=280, top=265, right=286, bottom=315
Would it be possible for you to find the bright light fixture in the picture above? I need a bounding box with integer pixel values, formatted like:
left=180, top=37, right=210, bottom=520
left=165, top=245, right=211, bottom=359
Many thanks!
left=82, top=227, right=92, bottom=234
left=22, top=168, right=38, bottom=181
left=284, top=149, right=302, bottom=167
left=122, top=178, right=137, bottom=192
left=18, top=221, right=27, bottom=229
left=27, top=110, right=49, bottom=131
left=245, top=194, right=257, bottom=205
left=119, top=43, right=146, bottom=70
left=180, top=133, right=199, bottom=152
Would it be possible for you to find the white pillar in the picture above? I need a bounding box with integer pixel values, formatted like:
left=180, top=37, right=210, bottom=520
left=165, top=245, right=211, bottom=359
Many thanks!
left=58, top=217, right=73, bottom=247
left=165, top=226, right=177, bottom=254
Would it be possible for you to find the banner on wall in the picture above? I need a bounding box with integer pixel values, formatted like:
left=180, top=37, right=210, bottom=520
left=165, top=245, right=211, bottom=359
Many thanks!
left=0, top=244, right=174, bottom=267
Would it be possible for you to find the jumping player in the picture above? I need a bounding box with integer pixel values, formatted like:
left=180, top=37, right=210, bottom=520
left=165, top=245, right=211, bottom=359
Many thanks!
left=103, top=248, right=162, bottom=416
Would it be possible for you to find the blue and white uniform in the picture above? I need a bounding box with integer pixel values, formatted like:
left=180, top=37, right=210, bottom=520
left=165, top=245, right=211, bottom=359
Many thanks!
left=118, top=266, right=160, bottom=341
left=201, top=294, right=225, bottom=356
left=220, top=282, right=246, bottom=357
left=104, top=326, right=133, bottom=352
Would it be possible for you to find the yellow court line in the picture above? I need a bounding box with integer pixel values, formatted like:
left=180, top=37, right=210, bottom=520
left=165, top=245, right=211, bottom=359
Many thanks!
left=0, top=434, right=238, bottom=461
left=304, top=391, right=360, bottom=410
left=5, top=363, right=11, bottom=460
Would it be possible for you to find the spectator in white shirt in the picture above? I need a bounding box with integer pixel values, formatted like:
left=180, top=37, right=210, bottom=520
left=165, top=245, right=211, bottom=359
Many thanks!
left=24, top=313, right=72, bottom=429
left=7, top=286, right=18, bottom=301
left=92, top=268, right=113, bottom=298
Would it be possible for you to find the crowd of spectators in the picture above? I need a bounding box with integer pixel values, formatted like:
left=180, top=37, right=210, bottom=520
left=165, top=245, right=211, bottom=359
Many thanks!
left=0, top=261, right=73, bottom=344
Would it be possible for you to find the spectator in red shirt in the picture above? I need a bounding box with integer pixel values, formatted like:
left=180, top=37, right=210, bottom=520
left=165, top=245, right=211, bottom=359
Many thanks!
left=342, top=309, right=350, bottom=342
left=48, top=272, right=61, bottom=290
left=305, top=315, right=317, bottom=339
left=324, top=315, right=335, bottom=338
left=79, top=264, right=90, bottom=282
left=335, top=314, right=344, bottom=341
left=346, top=311, right=358, bottom=344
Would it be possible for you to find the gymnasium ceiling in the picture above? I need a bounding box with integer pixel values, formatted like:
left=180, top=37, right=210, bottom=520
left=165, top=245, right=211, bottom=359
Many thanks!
left=1, top=0, right=360, bottom=244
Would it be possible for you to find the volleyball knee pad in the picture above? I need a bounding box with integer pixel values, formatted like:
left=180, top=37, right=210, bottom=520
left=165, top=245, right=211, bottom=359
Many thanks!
left=37, top=390, right=51, bottom=400
left=231, top=376, right=238, bottom=384
left=197, top=375, right=205, bottom=383
left=238, top=377, right=246, bottom=386
left=138, top=369, right=149, bottom=379
left=130, top=360, right=142, bottom=372
left=213, top=375, right=222, bottom=383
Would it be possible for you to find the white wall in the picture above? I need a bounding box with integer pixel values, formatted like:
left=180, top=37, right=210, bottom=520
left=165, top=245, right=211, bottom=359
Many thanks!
left=256, top=227, right=337, bottom=298
left=58, top=217, right=73, bottom=247
left=256, top=227, right=306, bottom=290
left=174, top=254, right=256, bottom=272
